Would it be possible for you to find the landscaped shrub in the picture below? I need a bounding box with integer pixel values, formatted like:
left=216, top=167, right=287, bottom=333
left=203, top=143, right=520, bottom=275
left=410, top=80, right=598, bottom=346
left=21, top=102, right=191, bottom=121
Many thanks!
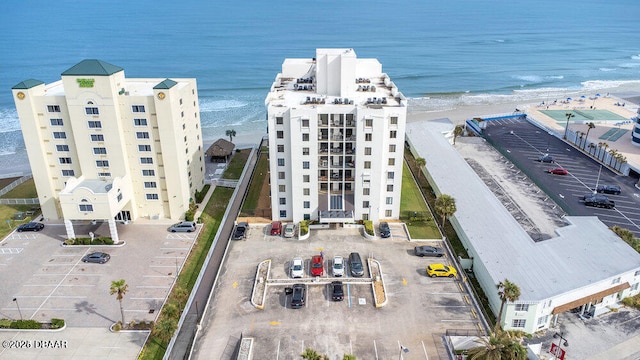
left=64, top=238, right=75, bottom=245
left=185, top=210, right=195, bottom=222
left=113, top=321, right=122, bottom=332
left=611, top=226, right=640, bottom=253
left=363, top=220, right=374, bottom=236
left=50, top=318, right=64, bottom=329
left=195, top=185, right=210, bottom=203
left=622, top=294, right=640, bottom=309
left=162, top=302, right=179, bottom=319
left=103, top=237, right=114, bottom=245
left=299, top=220, right=309, bottom=236
left=11, top=319, right=41, bottom=329
left=0, top=319, right=11, bottom=328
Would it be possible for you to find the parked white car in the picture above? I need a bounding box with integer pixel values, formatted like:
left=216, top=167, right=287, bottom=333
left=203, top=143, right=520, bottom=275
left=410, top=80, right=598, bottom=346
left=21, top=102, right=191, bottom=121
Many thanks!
left=283, top=223, right=295, bottom=238
left=332, top=255, right=344, bottom=277
left=290, top=257, right=304, bottom=278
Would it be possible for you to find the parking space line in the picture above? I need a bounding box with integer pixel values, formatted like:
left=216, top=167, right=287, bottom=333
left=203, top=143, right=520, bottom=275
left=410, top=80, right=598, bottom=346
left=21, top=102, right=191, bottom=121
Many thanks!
left=143, top=275, right=174, bottom=278
left=124, top=309, right=154, bottom=312
left=374, top=340, right=379, bottom=360
left=29, top=256, right=88, bottom=318
left=441, top=319, right=477, bottom=322
left=24, top=284, right=95, bottom=287
left=150, top=265, right=176, bottom=268
left=34, top=273, right=101, bottom=276
left=421, top=341, right=429, bottom=360
left=14, top=295, right=87, bottom=298
left=160, top=247, right=190, bottom=250
left=131, top=297, right=165, bottom=300
left=0, top=248, right=24, bottom=254
left=0, top=307, right=77, bottom=311
left=136, top=285, right=168, bottom=288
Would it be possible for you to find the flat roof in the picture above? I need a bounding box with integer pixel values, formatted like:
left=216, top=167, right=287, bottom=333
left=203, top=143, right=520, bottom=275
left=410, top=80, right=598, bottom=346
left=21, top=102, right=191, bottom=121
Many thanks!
left=43, top=78, right=189, bottom=98
left=407, top=119, right=640, bottom=301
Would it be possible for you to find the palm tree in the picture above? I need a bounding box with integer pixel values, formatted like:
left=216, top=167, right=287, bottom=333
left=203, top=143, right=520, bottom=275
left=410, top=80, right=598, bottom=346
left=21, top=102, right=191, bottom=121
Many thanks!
left=588, top=143, right=596, bottom=156
left=467, top=329, right=526, bottom=360
left=434, top=194, right=456, bottom=229
left=575, top=131, right=583, bottom=147
left=415, top=157, right=426, bottom=181
left=600, top=143, right=609, bottom=161
left=496, top=279, right=520, bottom=331
left=343, top=355, right=356, bottom=360
left=110, top=279, right=129, bottom=325
left=563, top=112, right=575, bottom=139
left=608, top=149, right=618, bottom=167
left=615, top=154, right=626, bottom=172
left=152, top=317, right=177, bottom=345
left=301, top=348, right=328, bottom=360
left=453, top=125, right=464, bottom=144
left=583, top=122, right=595, bottom=149
left=226, top=129, right=236, bottom=142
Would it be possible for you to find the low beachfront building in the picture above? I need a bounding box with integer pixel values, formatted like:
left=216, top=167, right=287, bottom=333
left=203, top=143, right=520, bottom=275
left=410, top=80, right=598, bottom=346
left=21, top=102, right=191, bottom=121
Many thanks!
left=11, top=60, right=205, bottom=241
left=406, top=119, right=640, bottom=334
left=265, top=48, right=407, bottom=223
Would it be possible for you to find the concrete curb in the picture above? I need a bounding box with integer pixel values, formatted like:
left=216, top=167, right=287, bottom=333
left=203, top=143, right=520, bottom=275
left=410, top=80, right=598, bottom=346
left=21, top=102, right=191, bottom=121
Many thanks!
left=251, top=259, right=271, bottom=309
left=61, top=241, right=127, bottom=248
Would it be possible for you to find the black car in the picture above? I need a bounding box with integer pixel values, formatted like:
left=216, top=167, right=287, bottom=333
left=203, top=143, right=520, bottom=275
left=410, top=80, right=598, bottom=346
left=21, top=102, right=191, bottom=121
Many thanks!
left=537, top=154, right=555, bottom=163
left=596, top=184, right=621, bottom=195
left=330, top=281, right=344, bottom=301
left=379, top=222, right=391, bottom=238
left=17, top=222, right=45, bottom=232
left=291, top=283, right=306, bottom=308
left=232, top=222, right=248, bottom=240
left=82, top=252, right=111, bottom=264
left=583, top=193, right=615, bottom=209
left=414, top=245, right=445, bottom=257
left=348, top=252, right=364, bottom=277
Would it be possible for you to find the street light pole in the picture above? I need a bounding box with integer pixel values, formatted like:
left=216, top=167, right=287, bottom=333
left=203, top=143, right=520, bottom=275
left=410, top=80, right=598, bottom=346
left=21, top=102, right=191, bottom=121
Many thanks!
left=564, top=113, right=575, bottom=140
left=398, top=342, right=409, bottom=360
left=13, top=298, right=23, bottom=320
left=553, top=332, right=569, bottom=360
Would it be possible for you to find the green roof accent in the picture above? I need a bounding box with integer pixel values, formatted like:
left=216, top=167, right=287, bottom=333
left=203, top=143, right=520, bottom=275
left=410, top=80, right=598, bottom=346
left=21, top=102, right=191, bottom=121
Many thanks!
left=153, top=79, right=178, bottom=90
left=61, top=59, right=123, bottom=76
left=12, top=79, right=44, bottom=89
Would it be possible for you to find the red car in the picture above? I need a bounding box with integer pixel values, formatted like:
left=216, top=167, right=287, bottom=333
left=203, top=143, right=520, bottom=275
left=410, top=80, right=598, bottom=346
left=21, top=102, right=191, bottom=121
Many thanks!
left=310, top=255, right=324, bottom=276
left=548, top=167, right=568, bottom=175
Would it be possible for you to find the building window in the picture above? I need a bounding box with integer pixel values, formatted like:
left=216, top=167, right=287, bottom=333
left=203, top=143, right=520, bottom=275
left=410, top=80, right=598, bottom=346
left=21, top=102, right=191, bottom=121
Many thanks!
left=146, top=194, right=159, bottom=200
left=389, top=144, right=396, bottom=152
left=303, top=188, right=310, bottom=195
left=302, top=133, right=309, bottom=141
left=365, top=134, right=372, bottom=141
left=278, top=172, right=285, bottom=180
left=134, top=118, right=147, bottom=126
left=142, top=169, right=155, bottom=176
left=537, top=315, right=549, bottom=326
left=53, top=132, right=67, bottom=139
left=278, top=158, right=285, bottom=166
left=61, top=169, right=75, bottom=176
left=631, top=283, right=639, bottom=291
left=303, top=161, right=310, bottom=169
left=138, top=145, right=152, bottom=152
left=136, top=132, right=150, bottom=139
left=140, top=157, right=153, bottom=164
left=277, top=131, right=284, bottom=139
left=302, top=147, right=309, bottom=155
left=98, top=172, right=111, bottom=177
left=388, top=158, right=395, bottom=166
left=515, top=304, right=529, bottom=312
left=304, top=201, right=310, bottom=209
left=277, top=145, right=285, bottom=153
left=50, top=118, right=63, bottom=126
left=93, top=147, right=107, bottom=155
left=512, top=319, right=526, bottom=328
left=363, top=188, right=370, bottom=195
left=85, top=107, right=99, bottom=115
left=88, top=120, right=102, bottom=128
left=365, top=119, right=373, bottom=127
left=612, top=277, right=621, bottom=284
left=59, top=157, right=72, bottom=164
left=56, top=145, right=69, bottom=151
left=144, top=182, right=157, bottom=188
left=132, top=105, right=146, bottom=113
left=96, top=160, right=109, bottom=167
left=47, top=105, right=61, bottom=113
left=364, top=161, right=371, bottom=169
left=388, top=171, right=395, bottom=179
left=385, top=210, right=392, bottom=217
left=280, top=210, right=287, bottom=218
left=386, top=197, right=393, bottom=205
left=276, top=117, right=283, bottom=125
left=279, top=185, right=286, bottom=192
left=390, top=130, right=397, bottom=139
left=303, top=175, right=310, bottom=183
left=91, top=134, right=104, bottom=142
left=387, top=184, right=394, bottom=192
left=79, top=204, right=94, bottom=212
left=117, top=193, right=123, bottom=202
left=390, top=117, right=398, bottom=125
left=365, top=147, right=372, bottom=155
left=279, top=198, right=286, bottom=205
left=302, top=119, right=309, bottom=127
left=363, top=201, right=370, bottom=208
left=635, top=270, right=640, bottom=276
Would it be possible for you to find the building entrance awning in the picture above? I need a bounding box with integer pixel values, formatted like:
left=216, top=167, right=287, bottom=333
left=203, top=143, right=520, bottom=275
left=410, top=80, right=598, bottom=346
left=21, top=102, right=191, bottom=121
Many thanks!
left=551, top=282, right=630, bottom=315
left=318, top=210, right=354, bottom=223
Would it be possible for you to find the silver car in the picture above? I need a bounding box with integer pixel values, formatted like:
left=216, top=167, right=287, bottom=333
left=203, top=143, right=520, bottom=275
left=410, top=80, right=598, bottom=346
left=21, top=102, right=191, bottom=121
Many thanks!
left=290, top=257, right=304, bottom=278
left=168, top=221, right=196, bottom=232
left=283, top=223, right=295, bottom=238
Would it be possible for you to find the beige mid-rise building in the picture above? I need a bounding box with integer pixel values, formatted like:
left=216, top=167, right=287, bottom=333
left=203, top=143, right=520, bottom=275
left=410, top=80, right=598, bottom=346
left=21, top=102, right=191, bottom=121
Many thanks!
left=11, top=59, right=205, bottom=241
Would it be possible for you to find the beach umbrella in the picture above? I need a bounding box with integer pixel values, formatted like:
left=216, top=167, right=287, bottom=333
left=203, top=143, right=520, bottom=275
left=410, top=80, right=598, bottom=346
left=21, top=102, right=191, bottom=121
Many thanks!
left=567, top=97, right=572, bottom=101
left=581, top=95, right=586, bottom=99
left=596, top=93, right=601, bottom=97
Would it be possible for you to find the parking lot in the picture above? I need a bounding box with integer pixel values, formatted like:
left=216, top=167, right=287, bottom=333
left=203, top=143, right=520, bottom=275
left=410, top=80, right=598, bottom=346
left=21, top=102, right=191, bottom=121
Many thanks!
left=192, top=225, right=482, bottom=360
left=483, top=117, right=640, bottom=238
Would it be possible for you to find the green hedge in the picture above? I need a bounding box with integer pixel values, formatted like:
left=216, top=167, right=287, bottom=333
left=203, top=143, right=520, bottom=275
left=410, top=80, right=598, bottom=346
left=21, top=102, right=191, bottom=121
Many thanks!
left=299, top=220, right=309, bottom=236
left=363, top=220, right=374, bottom=236
left=64, top=237, right=114, bottom=245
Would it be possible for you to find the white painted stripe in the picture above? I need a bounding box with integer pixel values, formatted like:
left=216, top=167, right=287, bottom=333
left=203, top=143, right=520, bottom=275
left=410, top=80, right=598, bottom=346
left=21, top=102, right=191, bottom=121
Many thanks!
left=34, top=273, right=101, bottom=276
left=24, top=284, right=95, bottom=287
left=422, top=340, right=429, bottom=360
left=159, top=247, right=190, bottom=250
left=149, top=265, right=176, bottom=268
left=143, top=275, right=174, bottom=278
left=131, top=297, right=165, bottom=300
left=440, top=319, right=477, bottom=322
left=11, top=295, right=87, bottom=298
left=136, top=286, right=168, bottom=288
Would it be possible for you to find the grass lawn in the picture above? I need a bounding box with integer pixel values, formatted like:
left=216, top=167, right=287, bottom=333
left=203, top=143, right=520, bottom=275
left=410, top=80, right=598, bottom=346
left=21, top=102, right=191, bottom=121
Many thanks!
left=0, top=179, right=39, bottom=240
left=0, top=178, right=37, bottom=198
left=223, top=149, right=251, bottom=180
left=400, top=162, right=441, bottom=239
left=241, top=152, right=268, bottom=215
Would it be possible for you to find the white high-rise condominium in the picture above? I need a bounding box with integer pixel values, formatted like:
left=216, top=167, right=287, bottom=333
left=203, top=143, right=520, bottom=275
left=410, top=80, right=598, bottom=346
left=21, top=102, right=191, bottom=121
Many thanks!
left=12, top=59, right=205, bottom=241
left=266, top=49, right=407, bottom=223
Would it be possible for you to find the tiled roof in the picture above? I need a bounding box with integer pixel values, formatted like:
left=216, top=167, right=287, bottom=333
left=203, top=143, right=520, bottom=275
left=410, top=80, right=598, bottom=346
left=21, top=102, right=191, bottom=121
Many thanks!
left=61, top=59, right=123, bottom=76
left=12, top=79, right=44, bottom=89
left=153, top=79, right=178, bottom=90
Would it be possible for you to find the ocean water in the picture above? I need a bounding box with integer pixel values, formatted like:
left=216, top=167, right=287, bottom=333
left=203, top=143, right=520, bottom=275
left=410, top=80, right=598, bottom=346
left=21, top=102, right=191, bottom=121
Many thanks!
left=1, top=0, right=639, bottom=174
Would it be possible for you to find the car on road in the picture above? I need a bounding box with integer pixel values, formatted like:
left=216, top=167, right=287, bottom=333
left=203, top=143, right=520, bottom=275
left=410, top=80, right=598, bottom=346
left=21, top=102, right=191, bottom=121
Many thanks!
left=596, top=184, right=621, bottom=195
left=332, top=255, right=344, bottom=277
left=548, top=167, right=568, bottom=175
left=17, top=222, right=44, bottom=232
left=426, top=263, right=457, bottom=278
left=348, top=252, right=364, bottom=277
left=168, top=221, right=196, bottom=233
left=330, top=281, right=344, bottom=301
left=290, top=257, right=304, bottom=278
left=583, top=193, right=615, bottom=209
left=283, top=223, right=295, bottom=238
left=270, top=221, right=282, bottom=235
left=311, top=255, right=324, bottom=276
left=290, top=284, right=306, bottom=308
left=233, top=222, right=248, bottom=240
left=82, top=252, right=111, bottom=264
left=414, top=245, right=445, bottom=257
left=379, top=222, right=391, bottom=238
left=537, top=154, right=555, bottom=163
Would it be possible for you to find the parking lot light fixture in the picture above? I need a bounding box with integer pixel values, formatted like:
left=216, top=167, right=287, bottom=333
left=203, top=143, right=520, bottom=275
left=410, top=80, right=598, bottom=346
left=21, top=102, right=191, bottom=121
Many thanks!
left=398, top=342, right=409, bottom=360
left=13, top=298, right=23, bottom=320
